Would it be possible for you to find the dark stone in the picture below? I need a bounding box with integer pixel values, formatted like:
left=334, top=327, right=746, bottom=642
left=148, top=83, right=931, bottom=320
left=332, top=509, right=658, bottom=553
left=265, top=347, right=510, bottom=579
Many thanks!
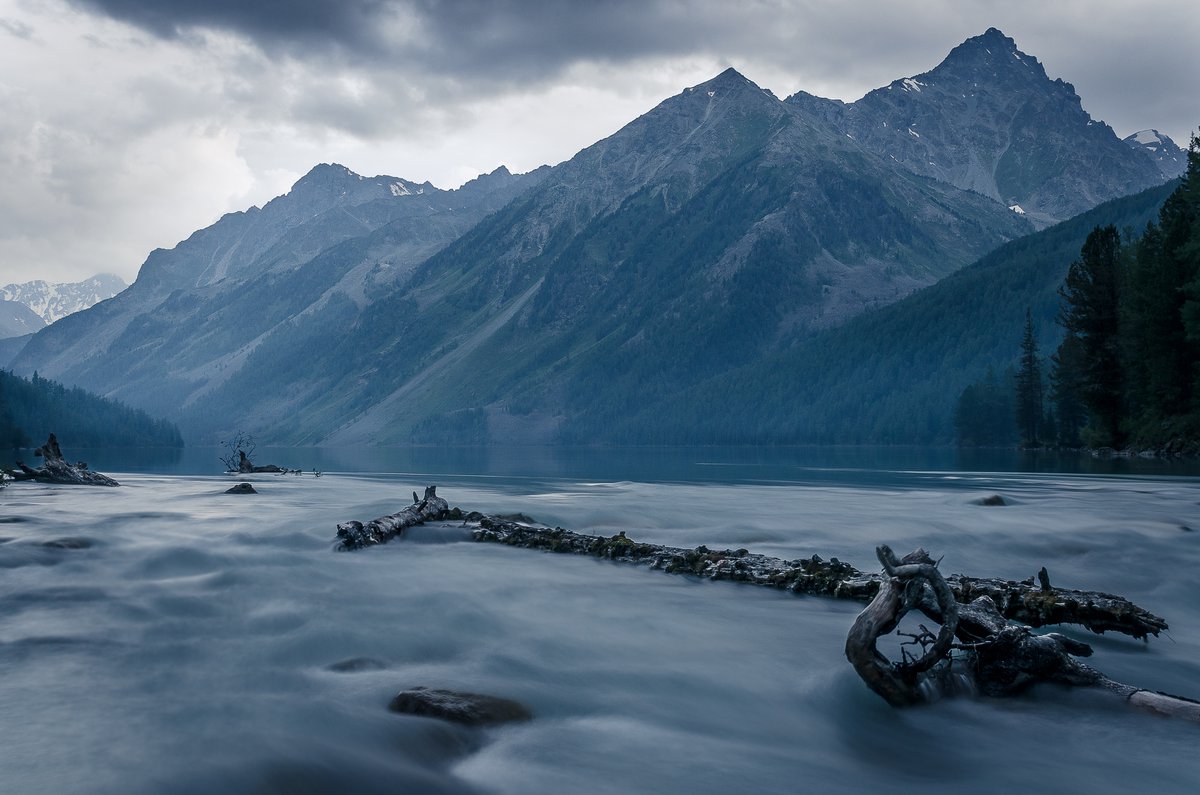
left=976, top=494, right=1007, bottom=506
left=225, top=483, right=257, bottom=494
left=388, top=687, right=532, bottom=726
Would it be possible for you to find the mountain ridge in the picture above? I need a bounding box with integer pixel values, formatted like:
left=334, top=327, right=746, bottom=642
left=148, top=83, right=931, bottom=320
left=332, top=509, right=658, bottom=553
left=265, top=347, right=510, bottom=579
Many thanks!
left=7, top=28, right=1183, bottom=446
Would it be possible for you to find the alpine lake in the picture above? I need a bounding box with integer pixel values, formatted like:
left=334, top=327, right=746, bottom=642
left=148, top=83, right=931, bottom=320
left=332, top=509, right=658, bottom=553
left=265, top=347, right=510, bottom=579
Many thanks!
left=2, top=445, right=1198, bottom=794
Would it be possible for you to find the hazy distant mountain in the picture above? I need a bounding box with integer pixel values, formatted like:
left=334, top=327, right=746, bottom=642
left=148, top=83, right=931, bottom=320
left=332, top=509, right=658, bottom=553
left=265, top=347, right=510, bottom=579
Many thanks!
left=1, top=273, right=126, bottom=323
left=10, top=163, right=547, bottom=428
left=10, top=29, right=1181, bottom=446
left=787, top=28, right=1169, bottom=227
left=1123, top=129, right=1188, bottom=180
left=0, top=300, right=45, bottom=339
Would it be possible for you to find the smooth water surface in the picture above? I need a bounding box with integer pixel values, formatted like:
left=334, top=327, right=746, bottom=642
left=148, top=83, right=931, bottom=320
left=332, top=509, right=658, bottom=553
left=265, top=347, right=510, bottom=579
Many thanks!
left=2, top=450, right=1198, bottom=793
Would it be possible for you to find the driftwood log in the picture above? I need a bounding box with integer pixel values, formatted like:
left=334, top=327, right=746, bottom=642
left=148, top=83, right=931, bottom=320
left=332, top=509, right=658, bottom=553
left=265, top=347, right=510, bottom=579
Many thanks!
left=335, top=491, right=1198, bottom=719
left=846, top=546, right=1200, bottom=720
left=335, top=492, right=1165, bottom=640
left=235, top=450, right=298, bottom=475
left=8, top=434, right=119, bottom=486
left=336, top=486, right=449, bottom=550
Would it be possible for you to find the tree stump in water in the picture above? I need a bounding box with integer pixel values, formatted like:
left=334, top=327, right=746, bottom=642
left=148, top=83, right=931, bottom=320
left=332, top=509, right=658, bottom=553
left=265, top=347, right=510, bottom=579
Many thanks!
left=9, top=433, right=119, bottom=486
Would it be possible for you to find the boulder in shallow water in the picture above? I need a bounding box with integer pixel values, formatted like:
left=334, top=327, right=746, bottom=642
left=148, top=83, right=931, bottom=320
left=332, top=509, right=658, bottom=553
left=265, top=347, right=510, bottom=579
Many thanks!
left=975, top=494, right=1007, bottom=506
left=388, top=687, right=532, bottom=726
left=225, top=483, right=257, bottom=494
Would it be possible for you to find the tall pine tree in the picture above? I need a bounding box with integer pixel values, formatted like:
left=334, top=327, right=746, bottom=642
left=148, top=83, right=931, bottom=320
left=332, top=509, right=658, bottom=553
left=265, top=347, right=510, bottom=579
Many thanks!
left=1055, top=225, right=1125, bottom=447
left=1015, top=308, right=1044, bottom=447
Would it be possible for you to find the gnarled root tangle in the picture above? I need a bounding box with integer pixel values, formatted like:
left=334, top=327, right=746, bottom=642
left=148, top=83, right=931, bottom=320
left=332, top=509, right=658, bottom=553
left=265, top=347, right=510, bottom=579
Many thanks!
left=846, top=545, right=1200, bottom=721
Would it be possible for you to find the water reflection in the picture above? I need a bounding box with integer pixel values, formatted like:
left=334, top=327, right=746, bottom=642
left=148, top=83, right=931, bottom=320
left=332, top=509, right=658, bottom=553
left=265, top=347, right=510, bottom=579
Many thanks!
left=38, top=444, right=1200, bottom=485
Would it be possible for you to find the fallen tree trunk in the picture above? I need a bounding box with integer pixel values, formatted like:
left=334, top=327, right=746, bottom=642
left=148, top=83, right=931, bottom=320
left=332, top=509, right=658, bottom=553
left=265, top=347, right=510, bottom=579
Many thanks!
left=468, top=516, right=1168, bottom=640
left=8, top=433, right=119, bottom=486
left=335, top=492, right=1198, bottom=718
left=235, top=450, right=297, bottom=474
left=846, top=545, right=1200, bottom=721
left=335, top=493, right=1166, bottom=641
left=336, top=486, right=449, bottom=550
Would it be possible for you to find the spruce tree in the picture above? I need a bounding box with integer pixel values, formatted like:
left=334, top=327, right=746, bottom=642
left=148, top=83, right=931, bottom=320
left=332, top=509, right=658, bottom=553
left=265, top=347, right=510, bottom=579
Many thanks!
left=1015, top=308, right=1043, bottom=447
left=1056, top=225, right=1125, bottom=447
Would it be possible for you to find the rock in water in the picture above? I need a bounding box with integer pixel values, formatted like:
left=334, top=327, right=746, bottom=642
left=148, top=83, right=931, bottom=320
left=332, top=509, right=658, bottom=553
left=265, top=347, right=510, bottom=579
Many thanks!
left=388, top=687, right=532, bottom=726
left=225, top=482, right=257, bottom=494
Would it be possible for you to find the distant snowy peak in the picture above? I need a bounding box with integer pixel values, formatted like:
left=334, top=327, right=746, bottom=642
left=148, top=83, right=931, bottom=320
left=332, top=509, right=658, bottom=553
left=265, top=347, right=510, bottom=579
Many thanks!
left=0, top=273, right=127, bottom=324
left=1123, top=129, right=1187, bottom=179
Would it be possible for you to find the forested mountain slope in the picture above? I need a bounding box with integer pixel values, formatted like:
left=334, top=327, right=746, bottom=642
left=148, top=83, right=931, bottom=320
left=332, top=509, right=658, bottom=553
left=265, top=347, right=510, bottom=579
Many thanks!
left=0, top=370, right=182, bottom=451
left=593, top=180, right=1178, bottom=445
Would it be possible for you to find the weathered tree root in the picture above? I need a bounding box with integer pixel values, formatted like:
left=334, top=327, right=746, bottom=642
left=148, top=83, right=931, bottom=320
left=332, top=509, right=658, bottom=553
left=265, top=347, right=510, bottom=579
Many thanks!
left=846, top=545, right=1200, bottom=721
left=8, top=433, right=119, bottom=486
left=334, top=493, right=1167, bottom=641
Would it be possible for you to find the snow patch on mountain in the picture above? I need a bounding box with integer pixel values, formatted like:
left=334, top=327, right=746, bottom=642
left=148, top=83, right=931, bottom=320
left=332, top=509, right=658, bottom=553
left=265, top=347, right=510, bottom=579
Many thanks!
left=1, top=273, right=127, bottom=323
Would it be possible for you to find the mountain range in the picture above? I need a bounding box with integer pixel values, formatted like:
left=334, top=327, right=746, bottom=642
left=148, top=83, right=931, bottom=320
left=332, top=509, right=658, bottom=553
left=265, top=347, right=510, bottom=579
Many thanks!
left=6, top=29, right=1186, bottom=446
left=1, top=273, right=127, bottom=326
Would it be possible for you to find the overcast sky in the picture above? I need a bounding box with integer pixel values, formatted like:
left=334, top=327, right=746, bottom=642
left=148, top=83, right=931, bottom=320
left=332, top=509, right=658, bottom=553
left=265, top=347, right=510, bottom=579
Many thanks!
left=1, top=0, right=1196, bottom=285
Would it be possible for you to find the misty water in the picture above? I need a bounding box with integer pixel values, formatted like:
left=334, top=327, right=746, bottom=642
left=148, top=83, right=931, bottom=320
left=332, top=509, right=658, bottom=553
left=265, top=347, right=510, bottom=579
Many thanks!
left=2, top=447, right=1199, bottom=794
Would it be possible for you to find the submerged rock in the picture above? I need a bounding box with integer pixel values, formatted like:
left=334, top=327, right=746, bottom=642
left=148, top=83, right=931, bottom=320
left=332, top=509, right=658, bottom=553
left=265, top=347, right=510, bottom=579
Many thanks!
left=225, top=482, right=257, bottom=495
left=975, top=494, right=1007, bottom=506
left=388, top=687, right=532, bottom=726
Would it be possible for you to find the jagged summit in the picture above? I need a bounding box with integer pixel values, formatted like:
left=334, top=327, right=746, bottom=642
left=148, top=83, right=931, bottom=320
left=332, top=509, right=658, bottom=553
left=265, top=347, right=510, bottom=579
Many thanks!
left=921, top=26, right=1051, bottom=87
left=0, top=273, right=126, bottom=325
left=1124, top=129, right=1188, bottom=179
left=784, top=28, right=1167, bottom=225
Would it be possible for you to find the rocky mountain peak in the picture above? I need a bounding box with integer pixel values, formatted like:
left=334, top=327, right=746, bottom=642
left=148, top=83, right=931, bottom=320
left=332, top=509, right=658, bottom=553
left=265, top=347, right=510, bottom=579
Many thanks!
left=927, top=26, right=1050, bottom=87
left=685, top=66, right=775, bottom=102
left=0, top=273, right=126, bottom=324
left=784, top=28, right=1168, bottom=225
left=1124, top=129, right=1188, bottom=179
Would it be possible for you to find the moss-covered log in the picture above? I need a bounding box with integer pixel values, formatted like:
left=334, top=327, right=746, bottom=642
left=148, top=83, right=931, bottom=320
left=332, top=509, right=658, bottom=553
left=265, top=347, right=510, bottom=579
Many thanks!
left=334, top=494, right=1167, bottom=641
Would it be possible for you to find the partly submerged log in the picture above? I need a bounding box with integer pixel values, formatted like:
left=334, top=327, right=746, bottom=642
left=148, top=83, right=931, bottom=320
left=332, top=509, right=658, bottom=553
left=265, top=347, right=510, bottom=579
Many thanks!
left=235, top=450, right=297, bottom=475
left=335, top=492, right=1197, bottom=718
left=335, top=493, right=1166, bottom=641
left=846, top=545, right=1200, bottom=720
left=9, top=434, right=119, bottom=486
left=468, top=516, right=1167, bottom=640
left=336, top=486, right=449, bottom=550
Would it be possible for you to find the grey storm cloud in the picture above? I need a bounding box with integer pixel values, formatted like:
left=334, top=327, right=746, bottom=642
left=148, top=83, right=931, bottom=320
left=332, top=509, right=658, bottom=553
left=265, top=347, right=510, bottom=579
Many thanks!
left=69, top=1, right=811, bottom=85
